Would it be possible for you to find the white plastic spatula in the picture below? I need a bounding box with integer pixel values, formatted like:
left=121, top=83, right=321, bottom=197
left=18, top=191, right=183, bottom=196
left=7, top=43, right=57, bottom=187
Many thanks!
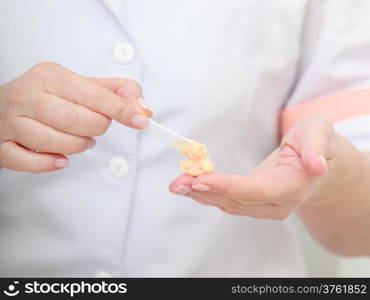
left=145, top=119, right=191, bottom=151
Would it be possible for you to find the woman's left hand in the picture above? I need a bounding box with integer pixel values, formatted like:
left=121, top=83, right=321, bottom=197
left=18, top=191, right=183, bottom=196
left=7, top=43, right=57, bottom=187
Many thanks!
left=169, top=116, right=339, bottom=219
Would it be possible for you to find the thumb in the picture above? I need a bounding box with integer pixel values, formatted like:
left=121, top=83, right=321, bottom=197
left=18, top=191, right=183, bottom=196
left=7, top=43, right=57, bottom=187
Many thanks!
left=301, top=145, right=328, bottom=176
left=281, top=116, right=335, bottom=176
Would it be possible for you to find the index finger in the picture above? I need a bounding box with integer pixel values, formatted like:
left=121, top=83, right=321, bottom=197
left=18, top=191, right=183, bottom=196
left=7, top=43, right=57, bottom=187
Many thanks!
left=36, top=62, right=149, bottom=128
left=191, top=173, right=264, bottom=204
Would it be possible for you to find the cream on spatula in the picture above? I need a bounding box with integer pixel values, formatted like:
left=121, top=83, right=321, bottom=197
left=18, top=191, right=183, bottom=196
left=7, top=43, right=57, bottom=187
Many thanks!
left=145, top=119, right=214, bottom=176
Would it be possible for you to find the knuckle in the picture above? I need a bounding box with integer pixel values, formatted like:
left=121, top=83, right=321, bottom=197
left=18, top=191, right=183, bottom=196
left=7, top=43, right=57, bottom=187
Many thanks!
left=30, top=61, right=62, bottom=76
left=124, top=79, right=141, bottom=90
left=114, top=103, right=128, bottom=122
left=54, top=105, right=78, bottom=129
left=29, top=62, right=64, bottom=86
left=90, top=116, right=111, bottom=136
left=30, top=156, right=45, bottom=174
left=117, top=79, right=142, bottom=97
left=64, top=138, right=89, bottom=154
left=31, top=126, right=49, bottom=148
left=5, top=85, right=25, bottom=107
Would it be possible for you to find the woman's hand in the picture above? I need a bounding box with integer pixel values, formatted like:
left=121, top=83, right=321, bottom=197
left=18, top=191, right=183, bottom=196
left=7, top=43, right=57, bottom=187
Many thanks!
left=0, top=62, right=151, bottom=173
left=171, top=116, right=370, bottom=256
left=170, top=117, right=341, bottom=219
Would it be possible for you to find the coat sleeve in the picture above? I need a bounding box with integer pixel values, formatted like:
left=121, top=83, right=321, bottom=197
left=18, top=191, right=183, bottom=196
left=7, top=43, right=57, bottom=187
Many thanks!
left=280, top=0, right=370, bottom=150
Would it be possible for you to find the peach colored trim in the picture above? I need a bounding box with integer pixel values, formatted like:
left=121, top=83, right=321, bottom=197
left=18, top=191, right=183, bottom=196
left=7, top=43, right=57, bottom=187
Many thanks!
left=280, top=89, right=370, bottom=137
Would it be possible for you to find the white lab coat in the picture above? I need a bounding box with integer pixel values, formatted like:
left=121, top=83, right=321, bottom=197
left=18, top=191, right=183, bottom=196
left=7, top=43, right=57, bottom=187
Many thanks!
left=1, top=0, right=370, bottom=277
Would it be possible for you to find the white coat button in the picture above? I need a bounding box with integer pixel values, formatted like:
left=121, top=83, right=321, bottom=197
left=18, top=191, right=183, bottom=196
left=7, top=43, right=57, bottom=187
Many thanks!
left=94, top=271, right=112, bottom=278
left=108, top=157, right=129, bottom=179
left=113, top=41, right=135, bottom=64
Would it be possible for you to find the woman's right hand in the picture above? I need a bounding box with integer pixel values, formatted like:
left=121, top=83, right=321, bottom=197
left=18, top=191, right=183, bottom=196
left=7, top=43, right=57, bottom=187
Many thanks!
left=0, top=62, right=152, bottom=173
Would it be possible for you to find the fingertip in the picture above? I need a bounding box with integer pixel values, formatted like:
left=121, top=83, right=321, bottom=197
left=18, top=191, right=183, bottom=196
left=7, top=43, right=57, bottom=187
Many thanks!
left=144, top=109, right=153, bottom=118
left=318, top=155, right=328, bottom=174
left=302, top=148, right=327, bottom=176
left=169, top=174, right=195, bottom=193
left=307, top=162, right=326, bottom=176
left=87, top=138, right=97, bottom=149
left=53, top=156, right=69, bottom=169
left=130, top=114, right=149, bottom=129
left=137, top=97, right=154, bottom=118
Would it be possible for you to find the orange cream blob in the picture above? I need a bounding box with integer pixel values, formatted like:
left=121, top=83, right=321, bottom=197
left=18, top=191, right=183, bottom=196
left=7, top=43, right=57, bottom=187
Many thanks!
left=179, top=140, right=214, bottom=176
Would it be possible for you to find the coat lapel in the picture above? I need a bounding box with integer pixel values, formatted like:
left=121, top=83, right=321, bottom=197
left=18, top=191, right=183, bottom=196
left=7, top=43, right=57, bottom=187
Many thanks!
left=101, top=0, right=129, bottom=31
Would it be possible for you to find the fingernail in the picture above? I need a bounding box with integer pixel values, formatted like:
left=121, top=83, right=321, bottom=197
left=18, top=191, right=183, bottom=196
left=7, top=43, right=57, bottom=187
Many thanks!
left=174, top=185, right=192, bottom=195
left=137, top=97, right=153, bottom=117
left=192, top=184, right=210, bottom=192
left=54, top=158, right=69, bottom=168
left=130, top=114, right=149, bottom=129
left=87, top=138, right=96, bottom=149
left=320, top=155, right=328, bottom=168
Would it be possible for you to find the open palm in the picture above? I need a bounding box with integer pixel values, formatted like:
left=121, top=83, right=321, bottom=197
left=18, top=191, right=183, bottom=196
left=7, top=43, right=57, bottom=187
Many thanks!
left=169, top=117, right=335, bottom=219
